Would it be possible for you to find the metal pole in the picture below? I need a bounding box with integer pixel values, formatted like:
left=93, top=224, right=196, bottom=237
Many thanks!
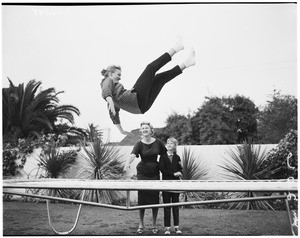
left=126, top=190, right=130, bottom=208
left=284, top=192, right=296, bottom=236
left=46, top=190, right=86, bottom=235
left=3, top=190, right=291, bottom=210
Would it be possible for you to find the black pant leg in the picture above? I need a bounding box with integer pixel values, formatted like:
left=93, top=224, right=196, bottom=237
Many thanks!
left=172, top=193, right=180, bottom=226
left=162, top=192, right=172, bottom=227
left=142, top=65, right=182, bottom=112
left=133, top=53, right=171, bottom=105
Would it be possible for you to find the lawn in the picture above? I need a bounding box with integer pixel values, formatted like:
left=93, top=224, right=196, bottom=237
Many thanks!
left=2, top=201, right=296, bottom=236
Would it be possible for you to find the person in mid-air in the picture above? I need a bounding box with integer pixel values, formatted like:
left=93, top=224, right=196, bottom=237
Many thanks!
left=100, top=36, right=196, bottom=135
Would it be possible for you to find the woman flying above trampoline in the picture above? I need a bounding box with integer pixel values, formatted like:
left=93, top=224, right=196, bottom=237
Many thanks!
left=100, top=36, right=196, bottom=135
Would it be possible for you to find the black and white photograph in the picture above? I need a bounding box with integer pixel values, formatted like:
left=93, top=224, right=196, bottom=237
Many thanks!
left=2, top=1, right=298, bottom=236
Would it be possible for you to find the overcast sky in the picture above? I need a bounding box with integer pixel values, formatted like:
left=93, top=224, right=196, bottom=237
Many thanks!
left=2, top=2, right=297, bottom=142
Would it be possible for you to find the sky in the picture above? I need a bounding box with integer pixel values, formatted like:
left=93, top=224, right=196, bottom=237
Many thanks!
left=2, top=2, right=297, bottom=142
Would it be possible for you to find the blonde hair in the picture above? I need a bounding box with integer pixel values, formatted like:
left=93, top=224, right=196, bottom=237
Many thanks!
left=140, top=121, right=155, bottom=135
left=101, top=65, right=121, bottom=78
left=167, top=137, right=178, bottom=152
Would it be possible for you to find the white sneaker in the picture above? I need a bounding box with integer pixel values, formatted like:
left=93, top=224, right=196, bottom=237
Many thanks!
left=175, top=227, right=182, bottom=234
left=165, top=227, right=171, bottom=235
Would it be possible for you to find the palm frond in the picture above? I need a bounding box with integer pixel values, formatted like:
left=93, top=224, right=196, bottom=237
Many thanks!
left=219, top=142, right=278, bottom=210
left=75, top=139, right=125, bottom=204
left=179, top=146, right=210, bottom=208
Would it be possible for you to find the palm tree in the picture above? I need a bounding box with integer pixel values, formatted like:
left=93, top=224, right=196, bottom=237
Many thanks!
left=219, top=142, right=279, bottom=210
left=76, top=138, right=126, bottom=204
left=180, top=146, right=210, bottom=208
left=54, top=123, right=87, bottom=146
left=3, top=78, right=80, bottom=143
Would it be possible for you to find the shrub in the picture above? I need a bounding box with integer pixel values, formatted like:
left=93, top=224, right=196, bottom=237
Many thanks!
left=261, top=130, right=298, bottom=210
left=261, top=129, right=298, bottom=179
left=2, top=134, right=69, bottom=177
left=3, top=145, right=19, bottom=177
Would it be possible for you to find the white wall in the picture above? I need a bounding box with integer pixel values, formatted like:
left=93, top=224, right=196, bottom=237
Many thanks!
left=16, top=144, right=277, bottom=180
left=6, top=144, right=277, bottom=201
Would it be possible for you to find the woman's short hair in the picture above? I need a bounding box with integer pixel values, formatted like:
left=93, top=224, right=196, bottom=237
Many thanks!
left=140, top=121, right=154, bottom=135
left=101, top=65, right=121, bottom=77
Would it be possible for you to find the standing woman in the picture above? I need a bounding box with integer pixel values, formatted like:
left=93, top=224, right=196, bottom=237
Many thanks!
left=123, top=122, right=167, bottom=234
left=101, top=36, right=196, bottom=135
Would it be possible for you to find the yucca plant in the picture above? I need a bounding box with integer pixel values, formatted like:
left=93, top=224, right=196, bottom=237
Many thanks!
left=219, top=142, right=280, bottom=210
left=180, top=146, right=210, bottom=208
left=84, top=123, right=103, bottom=143
left=37, top=145, right=78, bottom=198
left=76, top=138, right=126, bottom=204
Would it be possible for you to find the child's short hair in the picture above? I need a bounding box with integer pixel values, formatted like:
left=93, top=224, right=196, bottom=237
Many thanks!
left=167, top=137, right=178, bottom=147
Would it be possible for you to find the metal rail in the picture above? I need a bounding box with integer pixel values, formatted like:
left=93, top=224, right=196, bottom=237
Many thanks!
left=3, top=179, right=298, bottom=236
left=3, top=179, right=298, bottom=192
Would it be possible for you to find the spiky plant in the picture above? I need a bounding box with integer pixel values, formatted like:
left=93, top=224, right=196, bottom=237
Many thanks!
left=3, top=78, right=80, bottom=143
left=76, top=138, right=126, bottom=204
left=180, top=146, right=210, bottom=208
left=37, top=145, right=78, bottom=198
left=219, top=142, right=280, bottom=210
left=85, top=123, right=103, bottom=143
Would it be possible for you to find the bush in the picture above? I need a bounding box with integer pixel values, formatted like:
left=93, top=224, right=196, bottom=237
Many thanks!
left=262, top=129, right=298, bottom=179
left=3, top=145, right=19, bottom=176
left=2, top=133, right=72, bottom=177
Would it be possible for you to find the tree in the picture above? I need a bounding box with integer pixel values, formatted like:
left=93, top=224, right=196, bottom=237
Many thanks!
left=54, top=123, right=87, bottom=146
left=190, top=95, right=258, bottom=144
left=158, top=112, right=194, bottom=145
left=3, top=78, right=80, bottom=144
left=257, top=90, right=297, bottom=143
left=227, top=95, right=258, bottom=143
left=191, top=97, right=234, bottom=144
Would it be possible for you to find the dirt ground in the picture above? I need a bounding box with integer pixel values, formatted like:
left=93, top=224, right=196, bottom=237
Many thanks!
left=2, top=201, right=297, bottom=236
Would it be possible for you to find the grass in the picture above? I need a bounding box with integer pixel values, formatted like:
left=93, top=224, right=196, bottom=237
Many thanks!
left=2, top=201, right=295, bottom=236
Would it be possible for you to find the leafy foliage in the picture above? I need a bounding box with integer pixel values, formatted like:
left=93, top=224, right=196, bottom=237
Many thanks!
left=38, top=147, right=77, bottom=179
left=35, top=142, right=78, bottom=198
left=2, top=133, right=78, bottom=177
left=84, top=123, right=103, bottom=143
left=3, top=78, right=80, bottom=144
left=3, top=145, right=19, bottom=177
left=261, top=129, right=297, bottom=179
left=191, top=95, right=258, bottom=145
left=76, top=138, right=126, bottom=204
left=220, top=143, right=280, bottom=210
left=257, top=90, right=297, bottom=143
left=181, top=146, right=209, bottom=180
left=161, top=113, right=193, bottom=144
left=3, top=138, right=39, bottom=176
left=180, top=146, right=210, bottom=208
left=54, top=123, right=87, bottom=146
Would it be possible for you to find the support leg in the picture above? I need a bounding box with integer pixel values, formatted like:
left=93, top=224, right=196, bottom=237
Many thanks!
left=46, top=190, right=86, bottom=235
left=284, top=192, right=296, bottom=236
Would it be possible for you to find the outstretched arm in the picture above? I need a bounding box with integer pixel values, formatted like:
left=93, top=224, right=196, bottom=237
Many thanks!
left=116, top=124, right=131, bottom=135
left=106, top=96, right=130, bottom=135
left=123, top=154, right=137, bottom=172
left=106, top=96, right=116, bottom=115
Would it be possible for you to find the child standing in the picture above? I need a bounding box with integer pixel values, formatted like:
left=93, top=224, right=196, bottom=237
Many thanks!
left=159, top=137, right=183, bottom=235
